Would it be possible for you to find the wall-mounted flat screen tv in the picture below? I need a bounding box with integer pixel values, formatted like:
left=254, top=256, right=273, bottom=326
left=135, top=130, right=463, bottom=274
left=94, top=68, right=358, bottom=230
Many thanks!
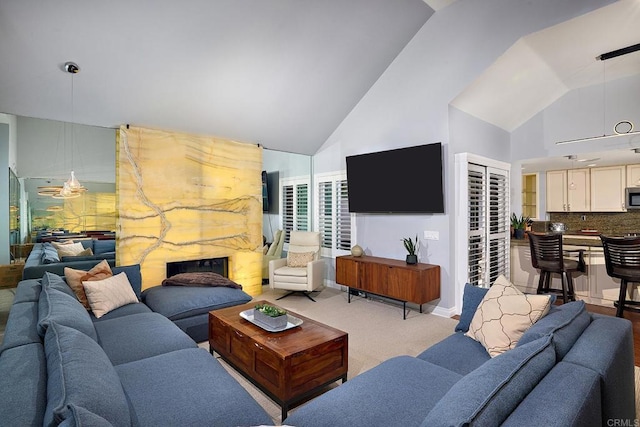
left=346, top=143, right=444, bottom=213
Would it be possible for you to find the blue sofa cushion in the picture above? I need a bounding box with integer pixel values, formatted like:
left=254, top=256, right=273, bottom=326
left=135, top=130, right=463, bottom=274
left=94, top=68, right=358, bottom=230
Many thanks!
left=58, top=404, right=114, bottom=427
left=0, top=302, right=41, bottom=353
left=93, top=239, right=115, bottom=255
left=12, top=278, right=42, bottom=303
left=42, top=271, right=76, bottom=298
left=90, top=301, right=152, bottom=322
left=502, top=361, right=602, bottom=427
left=285, top=356, right=463, bottom=427
left=421, top=335, right=556, bottom=427
left=455, top=283, right=488, bottom=332
left=44, top=322, right=131, bottom=427
left=94, top=312, right=197, bottom=365
left=417, top=332, right=490, bottom=375
left=41, top=243, right=60, bottom=264
left=112, top=264, right=142, bottom=298
left=517, top=300, right=590, bottom=360
left=142, top=285, right=252, bottom=320
left=562, top=315, right=636, bottom=424
left=0, top=343, right=47, bottom=426
left=38, top=286, right=98, bottom=342
left=115, top=348, right=273, bottom=426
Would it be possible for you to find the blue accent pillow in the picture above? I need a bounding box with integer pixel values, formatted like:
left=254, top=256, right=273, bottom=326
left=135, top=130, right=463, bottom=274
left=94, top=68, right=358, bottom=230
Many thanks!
left=455, top=283, right=488, bottom=332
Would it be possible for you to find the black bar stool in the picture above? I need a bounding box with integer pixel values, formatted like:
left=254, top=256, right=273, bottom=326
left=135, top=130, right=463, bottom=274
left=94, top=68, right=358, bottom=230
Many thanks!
left=527, top=232, right=585, bottom=303
left=600, top=235, right=640, bottom=318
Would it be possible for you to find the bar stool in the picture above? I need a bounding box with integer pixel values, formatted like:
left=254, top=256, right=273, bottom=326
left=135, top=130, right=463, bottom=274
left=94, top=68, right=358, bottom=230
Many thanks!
left=527, top=232, right=585, bottom=304
left=600, top=235, right=640, bottom=318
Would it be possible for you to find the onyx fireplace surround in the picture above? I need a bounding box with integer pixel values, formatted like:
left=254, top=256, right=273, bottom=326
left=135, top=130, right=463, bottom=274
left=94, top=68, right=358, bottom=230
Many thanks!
left=166, top=257, right=229, bottom=278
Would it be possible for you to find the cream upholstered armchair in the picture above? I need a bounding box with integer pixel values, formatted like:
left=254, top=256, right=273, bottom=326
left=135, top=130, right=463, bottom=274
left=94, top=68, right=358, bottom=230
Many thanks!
left=262, top=229, right=285, bottom=280
left=269, top=231, right=324, bottom=301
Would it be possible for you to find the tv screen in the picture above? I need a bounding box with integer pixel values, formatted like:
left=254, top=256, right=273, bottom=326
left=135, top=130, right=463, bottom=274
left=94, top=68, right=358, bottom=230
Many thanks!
left=346, top=143, right=444, bottom=213
left=261, top=170, right=269, bottom=212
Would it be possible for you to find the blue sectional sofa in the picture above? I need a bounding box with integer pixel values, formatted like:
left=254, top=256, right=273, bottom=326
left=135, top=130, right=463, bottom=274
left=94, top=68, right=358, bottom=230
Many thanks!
left=22, top=241, right=116, bottom=279
left=286, top=292, right=636, bottom=426
left=0, top=268, right=273, bottom=427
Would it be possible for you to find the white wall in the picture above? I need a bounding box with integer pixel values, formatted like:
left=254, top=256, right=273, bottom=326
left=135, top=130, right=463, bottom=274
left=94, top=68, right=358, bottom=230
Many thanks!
left=16, top=116, right=116, bottom=183
left=313, top=0, right=614, bottom=311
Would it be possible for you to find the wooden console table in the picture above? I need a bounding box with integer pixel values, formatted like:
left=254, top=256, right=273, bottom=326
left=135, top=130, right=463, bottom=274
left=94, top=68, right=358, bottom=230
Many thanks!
left=335, top=255, right=440, bottom=319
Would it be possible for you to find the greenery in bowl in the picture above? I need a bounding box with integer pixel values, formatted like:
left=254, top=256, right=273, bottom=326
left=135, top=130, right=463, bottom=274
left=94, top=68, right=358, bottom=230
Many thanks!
left=255, top=303, right=287, bottom=317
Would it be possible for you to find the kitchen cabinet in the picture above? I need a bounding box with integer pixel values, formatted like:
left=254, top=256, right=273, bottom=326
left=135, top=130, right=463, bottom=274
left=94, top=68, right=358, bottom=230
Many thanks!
left=626, top=164, right=640, bottom=188
left=546, top=169, right=590, bottom=212
left=590, top=165, right=626, bottom=212
left=522, top=173, right=539, bottom=219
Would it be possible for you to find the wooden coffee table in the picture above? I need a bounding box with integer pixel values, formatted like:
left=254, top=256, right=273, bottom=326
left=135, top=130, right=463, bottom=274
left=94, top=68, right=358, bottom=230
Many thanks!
left=208, top=301, right=348, bottom=420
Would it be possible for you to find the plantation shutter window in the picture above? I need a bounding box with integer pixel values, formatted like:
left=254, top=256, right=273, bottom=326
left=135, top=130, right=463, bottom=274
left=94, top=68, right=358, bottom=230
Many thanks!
left=315, top=172, right=352, bottom=256
left=280, top=177, right=310, bottom=243
left=467, top=164, right=510, bottom=287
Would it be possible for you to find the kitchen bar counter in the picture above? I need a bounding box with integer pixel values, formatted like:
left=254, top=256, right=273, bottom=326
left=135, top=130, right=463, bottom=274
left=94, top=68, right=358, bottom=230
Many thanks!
left=511, top=234, right=603, bottom=247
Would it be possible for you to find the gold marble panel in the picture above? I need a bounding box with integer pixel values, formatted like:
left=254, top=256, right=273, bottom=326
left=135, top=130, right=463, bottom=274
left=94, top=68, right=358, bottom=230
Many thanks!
left=117, top=126, right=263, bottom=294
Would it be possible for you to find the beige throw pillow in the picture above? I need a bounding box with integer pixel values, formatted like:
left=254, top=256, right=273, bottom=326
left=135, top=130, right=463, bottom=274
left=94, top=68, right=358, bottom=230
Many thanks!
left=465, top=275, right=552, bottom=357
left=64, top=260, right=113, bottom=309
left=56, top=242, right=87, bottom=257
left=287, top=251, right=315, bottom=268
left=83, top=272, right=138, bottom=318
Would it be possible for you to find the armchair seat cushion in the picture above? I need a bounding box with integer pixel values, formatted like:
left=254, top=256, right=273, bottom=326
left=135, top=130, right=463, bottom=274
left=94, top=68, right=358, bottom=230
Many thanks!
left=274, top=266, right=309, bottom=281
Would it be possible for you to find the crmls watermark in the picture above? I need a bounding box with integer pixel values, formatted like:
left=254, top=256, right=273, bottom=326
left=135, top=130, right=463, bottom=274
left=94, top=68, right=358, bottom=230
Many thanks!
left=607, top=419, right=639, bottom=427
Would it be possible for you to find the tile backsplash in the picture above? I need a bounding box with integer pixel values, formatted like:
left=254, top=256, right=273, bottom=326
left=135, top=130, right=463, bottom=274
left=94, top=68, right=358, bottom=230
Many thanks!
left=533, top=211, right=640, bottom=235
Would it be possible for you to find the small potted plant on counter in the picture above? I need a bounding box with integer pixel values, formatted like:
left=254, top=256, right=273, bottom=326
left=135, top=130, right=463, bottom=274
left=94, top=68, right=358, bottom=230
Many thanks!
left=510, top=213, right=530, bottom=239
left=254, top=303, right=288, bottom=329
left=402, top=235, right=419, bottom=264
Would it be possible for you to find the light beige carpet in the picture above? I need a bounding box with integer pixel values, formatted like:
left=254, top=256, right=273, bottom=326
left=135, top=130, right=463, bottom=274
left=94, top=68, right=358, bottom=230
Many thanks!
left=199, top=287, right=458, bottom=425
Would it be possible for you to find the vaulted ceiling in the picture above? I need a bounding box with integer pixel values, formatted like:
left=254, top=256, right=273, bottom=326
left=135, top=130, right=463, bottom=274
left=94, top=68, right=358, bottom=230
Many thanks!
left=0, top=0, right=433, bottom=155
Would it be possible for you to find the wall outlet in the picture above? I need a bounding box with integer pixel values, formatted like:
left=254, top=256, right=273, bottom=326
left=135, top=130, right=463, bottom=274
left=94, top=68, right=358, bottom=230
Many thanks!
left=424, top=230, right=439, bottom=240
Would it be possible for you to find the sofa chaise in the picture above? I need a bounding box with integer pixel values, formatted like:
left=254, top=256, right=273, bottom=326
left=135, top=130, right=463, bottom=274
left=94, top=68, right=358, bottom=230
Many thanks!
left=0, top=267, right=273, bottom=426
left=285, top=282, right=636, bottom=427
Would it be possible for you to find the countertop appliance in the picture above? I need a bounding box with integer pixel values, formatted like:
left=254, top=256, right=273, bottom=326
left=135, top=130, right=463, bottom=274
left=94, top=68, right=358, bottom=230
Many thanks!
left=549, top=222, right=567, bottom=232
left=625, top=187, right=640, bottom=209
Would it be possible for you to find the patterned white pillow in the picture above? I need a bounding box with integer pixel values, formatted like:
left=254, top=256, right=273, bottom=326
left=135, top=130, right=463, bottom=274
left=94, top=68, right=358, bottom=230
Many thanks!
left=287, top=251, right=315, bottom=268
left=57, top=242, right=87, bottom=257
left=82, top=272, right=138, bottom=318
left=465, top=275, right=552, bottom=357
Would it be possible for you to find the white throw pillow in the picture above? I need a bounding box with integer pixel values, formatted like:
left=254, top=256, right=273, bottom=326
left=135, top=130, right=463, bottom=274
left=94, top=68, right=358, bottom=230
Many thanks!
left=465, top=275, right=552, bottom=357
left=82, top=272, right=138, bottom=318
left=56, top=242, right=87, bottom=257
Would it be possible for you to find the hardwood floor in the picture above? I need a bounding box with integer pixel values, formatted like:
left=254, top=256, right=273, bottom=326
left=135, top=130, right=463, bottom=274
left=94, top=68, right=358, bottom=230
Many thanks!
left=584, top=303, right=640, bottom=367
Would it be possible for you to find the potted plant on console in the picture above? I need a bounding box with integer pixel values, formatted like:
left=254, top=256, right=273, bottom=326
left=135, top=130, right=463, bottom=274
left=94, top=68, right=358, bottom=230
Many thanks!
left=510, top=213, right=530, bottom=239
left=403, top=235, right=419, bottom=265
left=254, top=303, right=288, bottom=329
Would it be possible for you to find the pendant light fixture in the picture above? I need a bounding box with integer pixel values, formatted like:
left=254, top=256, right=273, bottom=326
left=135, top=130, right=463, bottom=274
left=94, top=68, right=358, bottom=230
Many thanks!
left=52, top=61, right=87, bottom=199
left=555, top=42, right=640, bottom=145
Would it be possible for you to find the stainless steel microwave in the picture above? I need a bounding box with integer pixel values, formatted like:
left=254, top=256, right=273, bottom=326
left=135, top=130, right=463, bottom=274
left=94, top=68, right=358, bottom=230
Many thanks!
left=626, top=187, right=640, bottom=209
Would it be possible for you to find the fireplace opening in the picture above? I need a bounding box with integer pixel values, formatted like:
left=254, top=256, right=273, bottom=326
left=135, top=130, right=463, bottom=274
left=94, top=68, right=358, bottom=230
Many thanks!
left=166, top=257, right=229, bottom=278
